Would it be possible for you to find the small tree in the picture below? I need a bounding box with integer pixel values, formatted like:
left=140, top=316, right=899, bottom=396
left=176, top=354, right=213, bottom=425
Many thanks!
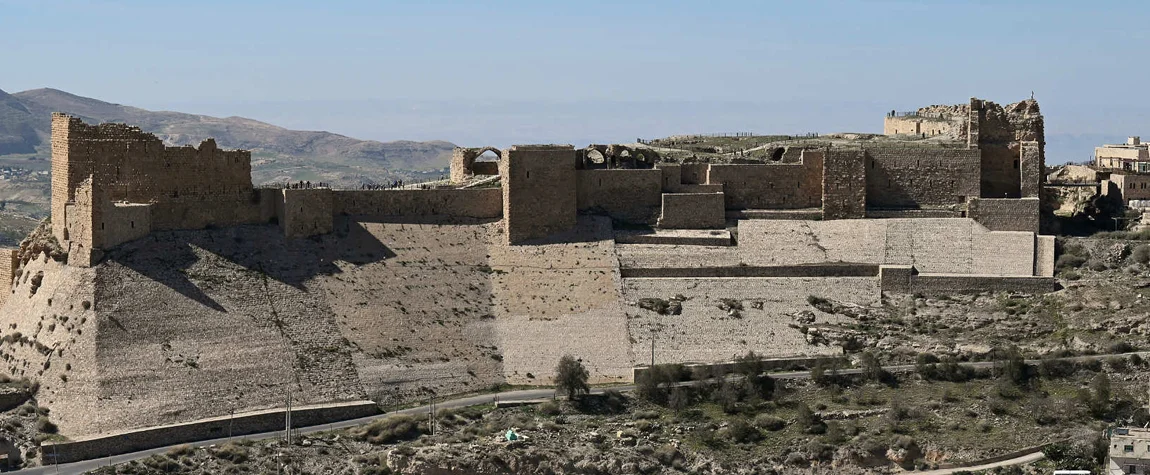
left=554, top=355, right=590, bottom=401
left=1089, top=373, right=1112, bottom=418
left=859, top=351, right=885, bottom=383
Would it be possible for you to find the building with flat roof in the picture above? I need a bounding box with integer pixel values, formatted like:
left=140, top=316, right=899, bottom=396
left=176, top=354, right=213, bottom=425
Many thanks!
left=1109, top=427, right=1150, bottom=474
left=1097, top=137, right=1150, bottom=172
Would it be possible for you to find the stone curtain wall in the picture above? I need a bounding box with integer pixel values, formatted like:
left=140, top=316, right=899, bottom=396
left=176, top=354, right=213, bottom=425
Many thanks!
left=822, top=150, right=866, bottom=219
left=706, top=150, right=823, bottom=209
left=502, top=145, right=577, bottom=244
left=332, top=189, right=503, bottom=218
left=863, top=146, right=981, bottom=208
left=575, top=169, right=662, bottom=222
left=101, top=203, right=152, bottom=249
left=967, top=197, right=1040, bottom=233
left=657, top=193, right=726, bottom=228
left=282, top=189, right=334, bottom=238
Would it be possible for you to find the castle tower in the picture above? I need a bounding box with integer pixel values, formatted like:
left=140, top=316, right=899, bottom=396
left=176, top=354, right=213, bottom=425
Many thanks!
left=500, top=145, right=577, bottom=244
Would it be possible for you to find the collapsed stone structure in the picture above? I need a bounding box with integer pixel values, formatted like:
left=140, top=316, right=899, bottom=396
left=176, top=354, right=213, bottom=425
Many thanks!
left=0, top=98, right=1056, bottom=449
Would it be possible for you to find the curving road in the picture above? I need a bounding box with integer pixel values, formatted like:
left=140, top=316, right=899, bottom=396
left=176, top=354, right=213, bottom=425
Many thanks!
left=19, top=351, right=1146, bottom=474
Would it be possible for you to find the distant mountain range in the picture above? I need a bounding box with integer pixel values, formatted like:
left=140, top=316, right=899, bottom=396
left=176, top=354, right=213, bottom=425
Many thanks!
left=0, top=87, right=456, bottom=183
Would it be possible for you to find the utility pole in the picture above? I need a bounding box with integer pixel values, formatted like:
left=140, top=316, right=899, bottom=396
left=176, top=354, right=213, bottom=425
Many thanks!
left=650, top=329, right=656, bottom=367
left=284, top=390, right=292, bottom=444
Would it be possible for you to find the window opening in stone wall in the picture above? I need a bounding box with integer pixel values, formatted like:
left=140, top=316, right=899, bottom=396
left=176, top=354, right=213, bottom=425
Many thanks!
left=526, top=171, right=530, bottom=179
left=771, top=148, right=785, bottom=161
left=1013, top=160, right=1019, bottom=169
left=130, top=221, right=134, bottom=229
left=101, top=223, right=105, bottom=230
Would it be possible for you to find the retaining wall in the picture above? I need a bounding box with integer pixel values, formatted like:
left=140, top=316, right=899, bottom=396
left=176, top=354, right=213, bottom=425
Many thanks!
left=968, top=197, right=1040, bottom=233
left=657, top=193, right=726, bottom=229
left=621, top=263, right=879, bottom=278
left=42, top=401, right=380, bottom=464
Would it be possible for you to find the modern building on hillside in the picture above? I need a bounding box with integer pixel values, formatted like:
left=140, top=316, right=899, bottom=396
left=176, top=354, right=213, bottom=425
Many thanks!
left=1109, top=427, right=1150, bottom=474
left=1097, top=137, right=1150, bottom=172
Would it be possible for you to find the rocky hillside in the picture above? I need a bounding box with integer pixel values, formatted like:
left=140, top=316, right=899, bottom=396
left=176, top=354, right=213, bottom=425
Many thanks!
left=0, top=87, right=455, bottom=184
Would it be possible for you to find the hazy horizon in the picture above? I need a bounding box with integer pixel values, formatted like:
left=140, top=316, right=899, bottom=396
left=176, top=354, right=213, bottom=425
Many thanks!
left=4, top=0, right=1149, bottom=163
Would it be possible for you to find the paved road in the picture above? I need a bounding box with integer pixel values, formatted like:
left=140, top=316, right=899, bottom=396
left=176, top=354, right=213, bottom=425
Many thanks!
left=911, top=451, right=1046, bottom=474
left=17, top=386, right=633, bottom=475
left=20, top=350, right=1145, bottom=474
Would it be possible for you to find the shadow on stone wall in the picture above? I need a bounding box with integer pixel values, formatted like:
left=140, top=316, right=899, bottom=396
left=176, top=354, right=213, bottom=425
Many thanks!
left=102, top=222, right=394, bottom=310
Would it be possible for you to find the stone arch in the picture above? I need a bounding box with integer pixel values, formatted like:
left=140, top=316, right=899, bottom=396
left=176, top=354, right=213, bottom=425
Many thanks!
left=451, top=146, right=504, bottom=183
left=474, top=146, right=503, bottom=161
left=583, top=145, right=610, bottom=169
left=770, top=147, right=785, bottom=161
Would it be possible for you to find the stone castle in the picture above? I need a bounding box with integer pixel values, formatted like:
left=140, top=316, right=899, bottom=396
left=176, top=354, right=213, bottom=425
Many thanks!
left=0, top=97, right=1054, bottom=449
left=47, top=97, right=1045, bottom=262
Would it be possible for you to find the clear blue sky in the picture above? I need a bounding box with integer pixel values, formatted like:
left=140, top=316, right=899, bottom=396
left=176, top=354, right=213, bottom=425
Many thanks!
left=3, top=0, right=1148, bottom=161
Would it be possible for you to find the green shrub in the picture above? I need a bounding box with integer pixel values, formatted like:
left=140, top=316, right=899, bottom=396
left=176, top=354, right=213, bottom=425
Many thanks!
left=1055, top=254, right=1087, bottom=269
left=722, top=420, right=762, bottom=444
left=1133, top=244, right=1150, bottom=264
left=349, top=415, right=428, bottom=445
left=210, top=442, right=248, bottom=464
left=537, top=400, right=561, bottom=416
left=753, top=414, right=786, bottom=431
left=36, top=417, right=57, bottom=434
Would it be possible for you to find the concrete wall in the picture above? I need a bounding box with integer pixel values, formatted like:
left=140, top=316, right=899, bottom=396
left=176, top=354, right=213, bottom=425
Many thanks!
left=332, top=189, right=503, bottom=218
left=502, top=145, right=577, bottom=243
left=281, top=189, right=334, bottom=238
left=575, top=169, right=662, bottom=222
left=864, top=146, right=981, bottom=208
left=657, top=193, right=726, bottom=229
left=42, top=401, right=379, bottom=464
left=967, top=197, right=1040, bottom=233
left=822, top=150, right=867, bottom=219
